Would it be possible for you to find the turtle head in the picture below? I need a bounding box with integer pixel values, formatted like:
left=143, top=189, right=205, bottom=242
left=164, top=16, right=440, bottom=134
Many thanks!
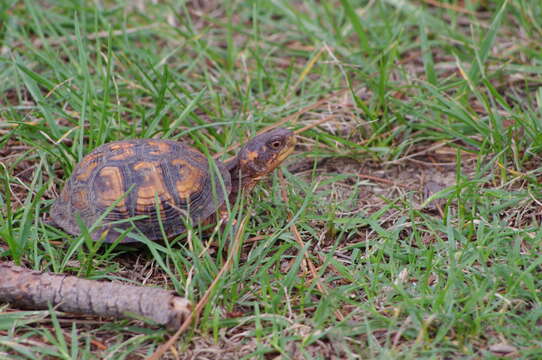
left=227, top=128, right=296, bottom=194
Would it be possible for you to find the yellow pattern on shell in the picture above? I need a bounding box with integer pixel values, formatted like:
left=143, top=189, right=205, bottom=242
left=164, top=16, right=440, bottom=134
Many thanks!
left=148, top=141, right=171, bottom=155
left=171, top=158, right=203, bottom=199
left=95, top=166, right=126, bottom=209
left=75, top=153, right=101, bottom=181
left=133, top=161, right=172, bottom=211
left=72, top=189, right=88, bottom=210
left=109, top=143, right=135, bottom=161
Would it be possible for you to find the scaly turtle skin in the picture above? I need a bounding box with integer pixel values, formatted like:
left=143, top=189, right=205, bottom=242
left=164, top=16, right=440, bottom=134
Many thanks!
left=50, top=128, right=296, bottom=243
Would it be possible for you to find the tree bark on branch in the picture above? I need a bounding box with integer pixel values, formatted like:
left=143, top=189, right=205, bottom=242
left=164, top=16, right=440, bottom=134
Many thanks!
left=0, top=262, right=191, bottom=329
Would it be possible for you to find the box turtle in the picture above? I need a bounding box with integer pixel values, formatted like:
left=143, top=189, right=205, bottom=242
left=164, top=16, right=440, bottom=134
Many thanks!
left=50, top=128, right=296, bottom=243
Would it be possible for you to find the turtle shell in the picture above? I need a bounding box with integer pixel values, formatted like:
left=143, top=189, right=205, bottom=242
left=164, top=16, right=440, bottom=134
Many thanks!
left=51, top=139, right=231, bottom=243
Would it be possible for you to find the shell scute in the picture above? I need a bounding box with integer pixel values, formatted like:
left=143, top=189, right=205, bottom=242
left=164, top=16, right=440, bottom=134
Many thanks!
left=72, top=189, right=88, bottom=210
left=132, top=161, right=173, bottom=212
left=171, top=158, right=204, bottom=199
left=93, top=166, right=127, bottom=209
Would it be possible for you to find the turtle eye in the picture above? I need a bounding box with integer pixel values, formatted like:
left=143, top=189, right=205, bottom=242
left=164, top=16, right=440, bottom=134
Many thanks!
left=268, top=139, right=283, bottom=150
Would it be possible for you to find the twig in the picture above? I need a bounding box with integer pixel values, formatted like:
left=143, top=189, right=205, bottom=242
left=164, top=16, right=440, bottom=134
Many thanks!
left=146, top=216, right=248, bottom=360
left=358, top=173, right=414, bottom=190
left=294, top=114, right=337, bottom=135
left=209, top=234, right=266, bottom=248
left=421, top=0, right=475, bottom=15
left=0, top=262, right=191, bottom=329
left=383, top=141, right=450, bottom=165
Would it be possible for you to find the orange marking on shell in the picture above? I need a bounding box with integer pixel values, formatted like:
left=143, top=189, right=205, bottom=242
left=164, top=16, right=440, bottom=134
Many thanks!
left=72, top=189, right=88, bottom=210
left=76, top=161, right=97, bottom=181
left=76, top=153, right=101, bottom=181
left=171, top=159, right=203, bottom=199
left=133, top=161, right=172, bottom=211
left=95, top=166, right=126, bottom=209
left=109, top=143, right=135, bottom=161
left=148, top=141, right=171, bottom=155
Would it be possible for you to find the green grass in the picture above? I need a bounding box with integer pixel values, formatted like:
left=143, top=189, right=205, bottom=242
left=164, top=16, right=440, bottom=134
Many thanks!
left=1, top=0, right=542, bottom=358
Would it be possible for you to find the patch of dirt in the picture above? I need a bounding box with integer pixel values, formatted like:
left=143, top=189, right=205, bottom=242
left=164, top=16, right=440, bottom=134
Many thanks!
left=289, top=143, right=474, bottom=220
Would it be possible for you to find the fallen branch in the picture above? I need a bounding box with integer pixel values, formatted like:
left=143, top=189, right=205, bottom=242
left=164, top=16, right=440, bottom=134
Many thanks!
left=0, top=262, right=191, bottom=330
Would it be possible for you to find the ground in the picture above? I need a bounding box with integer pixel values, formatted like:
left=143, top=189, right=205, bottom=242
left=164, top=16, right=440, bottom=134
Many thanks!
left=1, top=0, right=542, bottom=359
